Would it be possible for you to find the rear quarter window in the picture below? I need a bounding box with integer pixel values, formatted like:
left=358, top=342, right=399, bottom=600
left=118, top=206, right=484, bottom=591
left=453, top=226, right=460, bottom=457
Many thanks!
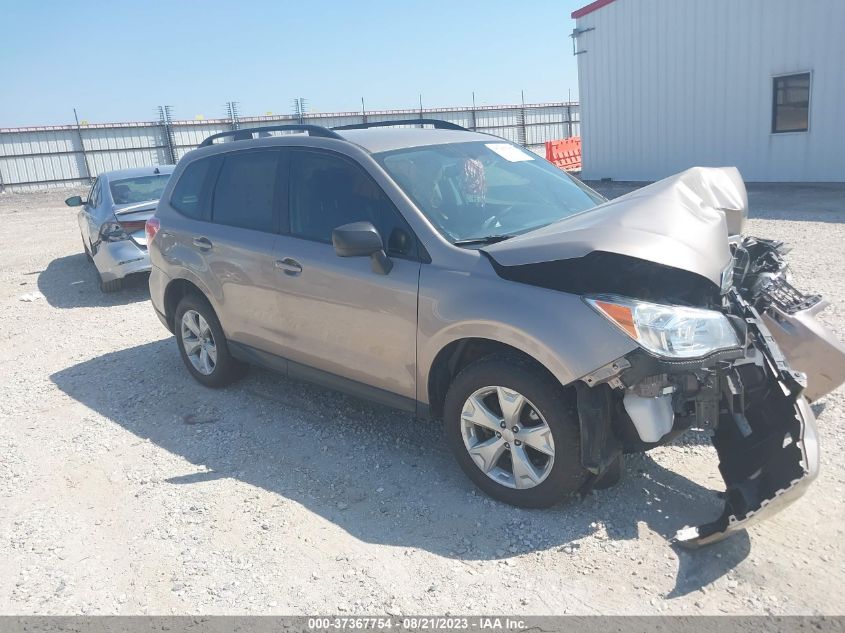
left=171, top=158, right=212, bottom=218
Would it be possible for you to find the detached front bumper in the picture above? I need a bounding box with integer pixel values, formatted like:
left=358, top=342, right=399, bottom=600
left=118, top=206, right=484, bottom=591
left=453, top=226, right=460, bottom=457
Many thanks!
left=675, top=396, right=819, bottom=547
left=672, top=293, right=821, bottom=547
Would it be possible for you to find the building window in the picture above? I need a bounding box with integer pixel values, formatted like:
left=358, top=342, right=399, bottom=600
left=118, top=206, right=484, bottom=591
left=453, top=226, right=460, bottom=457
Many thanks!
left=772, top=73, right=810, bottom=133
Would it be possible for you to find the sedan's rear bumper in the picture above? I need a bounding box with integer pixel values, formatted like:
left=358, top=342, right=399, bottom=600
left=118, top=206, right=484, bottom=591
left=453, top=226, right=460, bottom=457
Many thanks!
left=93, top=239, right=150, bottom=282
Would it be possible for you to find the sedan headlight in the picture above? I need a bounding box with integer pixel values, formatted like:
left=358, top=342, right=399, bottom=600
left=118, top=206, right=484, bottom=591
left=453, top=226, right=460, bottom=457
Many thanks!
left=586, top=295, right=741, bottom=359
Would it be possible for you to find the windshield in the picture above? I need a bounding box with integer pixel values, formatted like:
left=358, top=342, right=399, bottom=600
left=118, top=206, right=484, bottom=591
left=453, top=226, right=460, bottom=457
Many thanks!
left=109, top=174, right=171, bottom=205
left=375, top=141, right=605, bottom=244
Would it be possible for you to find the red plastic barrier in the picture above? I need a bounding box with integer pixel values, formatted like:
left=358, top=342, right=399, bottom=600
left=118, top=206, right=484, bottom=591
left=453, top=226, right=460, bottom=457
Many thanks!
left=545, top=137, right=582, bottom=171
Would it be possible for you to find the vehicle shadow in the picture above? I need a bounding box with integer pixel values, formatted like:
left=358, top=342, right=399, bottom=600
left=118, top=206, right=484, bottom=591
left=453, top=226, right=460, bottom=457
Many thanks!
left=36, top=253, right=150, bottom=308
left=50, top=339, right=749, bottom=597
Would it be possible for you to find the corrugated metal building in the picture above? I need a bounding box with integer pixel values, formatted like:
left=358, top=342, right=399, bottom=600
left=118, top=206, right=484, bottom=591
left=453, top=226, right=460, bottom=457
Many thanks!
left=572, top=0, right=845, bottom=182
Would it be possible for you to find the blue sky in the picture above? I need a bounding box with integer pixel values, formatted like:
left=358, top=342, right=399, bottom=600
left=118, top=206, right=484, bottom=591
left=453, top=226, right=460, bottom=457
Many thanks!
left=0, top=0, right=585, bottom=127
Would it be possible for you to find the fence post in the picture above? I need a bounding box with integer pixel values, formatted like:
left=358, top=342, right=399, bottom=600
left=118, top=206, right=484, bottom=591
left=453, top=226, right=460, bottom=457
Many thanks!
left=361, top=98, right=367, bottom=125
left=470, top=92, right=477, bottom=131
left=73, top=108, right=93, bottom=184
left=566, top=103, right=573, bottom=138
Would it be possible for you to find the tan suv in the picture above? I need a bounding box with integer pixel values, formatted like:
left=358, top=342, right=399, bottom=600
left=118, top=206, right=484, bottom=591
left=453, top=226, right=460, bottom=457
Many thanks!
left=146, top=121, right=844, bottom=547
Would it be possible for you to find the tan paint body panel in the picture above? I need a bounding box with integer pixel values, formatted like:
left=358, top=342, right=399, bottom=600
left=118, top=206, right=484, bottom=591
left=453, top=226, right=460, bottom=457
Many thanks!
left=764, top=300, right=845, bottom=402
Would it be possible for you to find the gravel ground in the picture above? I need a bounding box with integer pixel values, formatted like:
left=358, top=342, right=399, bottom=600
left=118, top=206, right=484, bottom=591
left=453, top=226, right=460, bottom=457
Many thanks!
left=0, top=185, right=843, bottom=615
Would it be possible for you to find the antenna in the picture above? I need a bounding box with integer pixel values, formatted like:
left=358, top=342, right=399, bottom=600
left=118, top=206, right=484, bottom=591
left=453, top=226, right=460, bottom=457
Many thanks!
left=157, top=105, right=176, bottom=164
left=292, top=98, right=307, bottom=124
left=225, top=101, right=240, bottom=129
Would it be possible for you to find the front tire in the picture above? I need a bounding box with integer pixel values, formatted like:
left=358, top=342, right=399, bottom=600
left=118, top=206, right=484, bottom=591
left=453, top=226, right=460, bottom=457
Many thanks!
left=444, top=355, right=588, bottom=508
left=174, top=294, right=246, bottom=388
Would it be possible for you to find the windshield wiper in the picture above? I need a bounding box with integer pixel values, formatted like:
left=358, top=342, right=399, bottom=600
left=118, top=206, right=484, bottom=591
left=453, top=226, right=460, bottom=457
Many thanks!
left=453, top=234, right=515, bottom=246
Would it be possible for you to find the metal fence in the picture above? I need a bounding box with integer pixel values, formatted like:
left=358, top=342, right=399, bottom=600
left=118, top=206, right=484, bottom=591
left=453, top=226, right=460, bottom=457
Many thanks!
left=0, top=102, right=579, bottom=192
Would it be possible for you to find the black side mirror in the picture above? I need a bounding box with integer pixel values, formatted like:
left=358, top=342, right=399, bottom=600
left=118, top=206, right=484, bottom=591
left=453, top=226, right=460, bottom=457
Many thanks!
left=332, top=221, right=393, bottom=275
left=65, top=195, right=85, bottom=207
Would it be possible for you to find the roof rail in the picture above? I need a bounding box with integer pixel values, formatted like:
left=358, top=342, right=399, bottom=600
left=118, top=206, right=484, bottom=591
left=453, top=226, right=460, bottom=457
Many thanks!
left=199, top=124, right=344, bottom=147
left=332, top=118, right=468, bottom=131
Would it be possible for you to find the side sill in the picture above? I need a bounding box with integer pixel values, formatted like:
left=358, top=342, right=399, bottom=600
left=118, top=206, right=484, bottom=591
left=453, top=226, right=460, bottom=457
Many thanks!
left=228, top=341, right=420, bottom=416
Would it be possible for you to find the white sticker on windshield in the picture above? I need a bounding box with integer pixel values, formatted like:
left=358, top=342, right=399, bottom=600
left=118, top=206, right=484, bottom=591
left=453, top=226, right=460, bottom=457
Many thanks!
left=485, top=143, right=535, bottom=162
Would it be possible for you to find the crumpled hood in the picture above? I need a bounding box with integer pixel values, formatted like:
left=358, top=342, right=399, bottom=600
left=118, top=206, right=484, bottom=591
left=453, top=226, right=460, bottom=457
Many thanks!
left=482, top=166, right=748, bottom=287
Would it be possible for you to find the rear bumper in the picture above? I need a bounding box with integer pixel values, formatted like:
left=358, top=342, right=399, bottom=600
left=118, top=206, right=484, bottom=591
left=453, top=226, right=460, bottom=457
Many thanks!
left=153, top=305, right=170, bottom=331
left=149, top=265, right=171, bottom=332
left=92, top=240, right=150, bottom=282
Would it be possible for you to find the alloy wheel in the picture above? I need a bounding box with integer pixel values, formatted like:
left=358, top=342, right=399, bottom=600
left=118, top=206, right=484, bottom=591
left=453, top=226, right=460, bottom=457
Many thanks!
left=460, top=386, right=555, bottom=489
left=180, top=309, right=217, bottom=375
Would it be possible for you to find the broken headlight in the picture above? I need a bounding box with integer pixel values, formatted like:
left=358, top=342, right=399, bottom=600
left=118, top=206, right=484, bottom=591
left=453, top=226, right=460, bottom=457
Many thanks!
left=720, top=259, right=734, bottom=294
left=585, top=295, right=741, bottom=359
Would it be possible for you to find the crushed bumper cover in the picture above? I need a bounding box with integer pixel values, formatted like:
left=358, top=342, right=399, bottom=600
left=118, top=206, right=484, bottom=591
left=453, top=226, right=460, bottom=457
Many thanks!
left=92, top=238, right=150, bottom=282
left=673, top=294, right=821, bottom=548
left=674, top=392, right=819, bottom=548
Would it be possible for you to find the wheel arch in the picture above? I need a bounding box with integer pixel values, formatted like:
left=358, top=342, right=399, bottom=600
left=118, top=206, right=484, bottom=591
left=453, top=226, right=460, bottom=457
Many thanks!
left=163, top=277, right=212, bottom=331
left=425, top=337, right=565, bottom=420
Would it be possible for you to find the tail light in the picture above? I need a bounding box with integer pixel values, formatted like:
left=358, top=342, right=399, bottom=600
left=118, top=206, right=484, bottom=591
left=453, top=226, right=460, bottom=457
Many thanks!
left=145, top=217, right=161, bottom=243
left=99, top=221, right=128, bottom=242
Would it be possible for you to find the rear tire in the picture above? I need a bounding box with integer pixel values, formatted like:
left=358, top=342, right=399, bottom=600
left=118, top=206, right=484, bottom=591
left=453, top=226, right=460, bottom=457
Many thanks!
left=100, top=278, right=122, bottom=293
left=444, top=355, right=588, bottom=508
left=174, top=293, right=247, bottom=388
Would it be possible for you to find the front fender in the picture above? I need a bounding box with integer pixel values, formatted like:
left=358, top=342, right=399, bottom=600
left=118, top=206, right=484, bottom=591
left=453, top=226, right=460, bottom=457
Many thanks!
left=416, top=263, right=638, bottom=404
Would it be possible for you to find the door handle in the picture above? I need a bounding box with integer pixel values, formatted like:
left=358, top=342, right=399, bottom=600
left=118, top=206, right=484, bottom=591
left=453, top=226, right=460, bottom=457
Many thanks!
left=192, top=236, right=213, bottom=250
left=275, top=257, right=303, bottom=275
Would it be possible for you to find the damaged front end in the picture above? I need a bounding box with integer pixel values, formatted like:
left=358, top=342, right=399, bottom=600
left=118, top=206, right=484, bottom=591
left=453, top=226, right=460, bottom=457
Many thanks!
left=574, top=239, right=839, bottom=547
left=482, top=167, right=843, bottom=545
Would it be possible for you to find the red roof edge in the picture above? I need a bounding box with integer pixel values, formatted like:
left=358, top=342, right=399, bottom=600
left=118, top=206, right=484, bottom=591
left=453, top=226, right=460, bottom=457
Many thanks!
left=571, top=0, right=617, bottom=19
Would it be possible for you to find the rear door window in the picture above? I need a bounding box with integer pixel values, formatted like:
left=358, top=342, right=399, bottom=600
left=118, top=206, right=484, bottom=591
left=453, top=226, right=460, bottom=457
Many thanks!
left=211, top=150, right=280, bottom=233
left=171, top=158, right=213, bottom=219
